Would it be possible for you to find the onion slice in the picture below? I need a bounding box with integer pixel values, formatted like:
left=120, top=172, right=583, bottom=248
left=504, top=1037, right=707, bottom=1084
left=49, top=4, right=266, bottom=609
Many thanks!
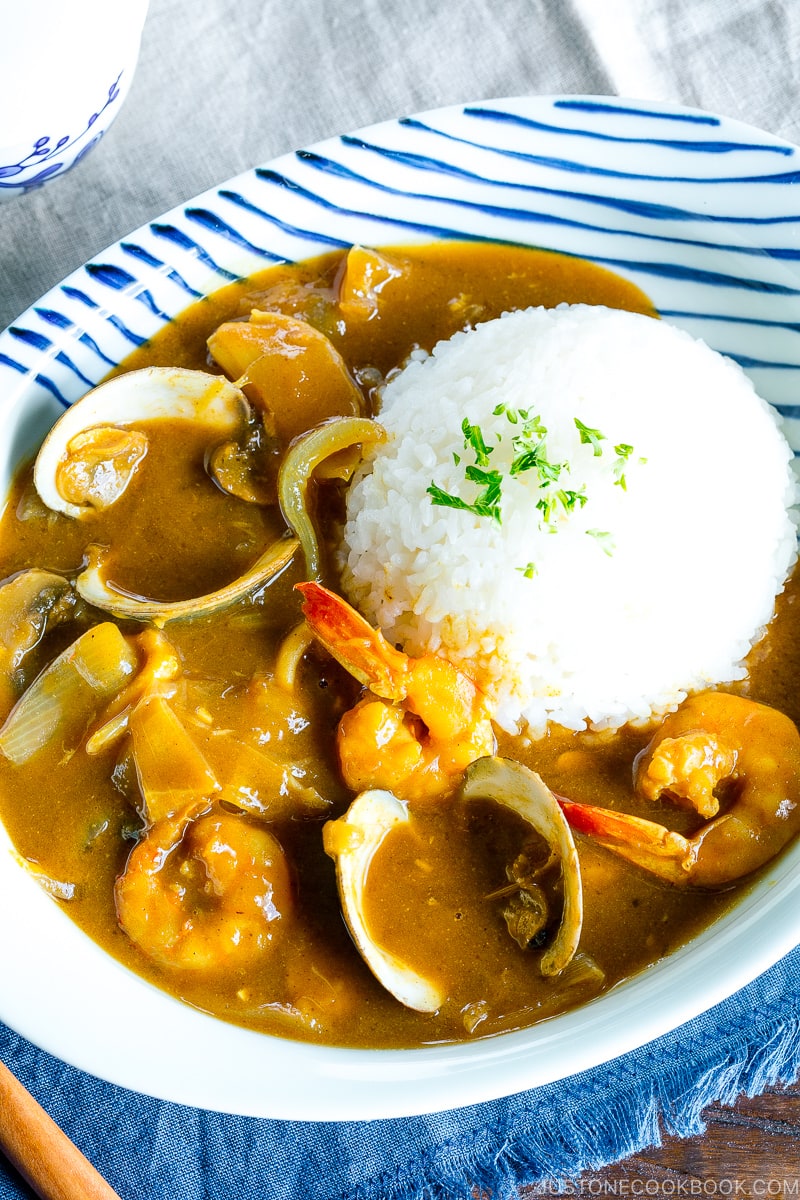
left=0, top=623, right=138, bottom=765
left=278, top=417, right=386, bottom=581
left=129, top=696, right=220, bottom=823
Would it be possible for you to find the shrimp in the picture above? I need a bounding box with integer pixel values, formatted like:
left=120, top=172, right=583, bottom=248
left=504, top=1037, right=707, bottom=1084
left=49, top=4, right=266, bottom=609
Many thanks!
left=558, top=692, right=800, bottom=888
left=115, top=804, right=293, bottom=969
left=295, top=581, right=495, bottom=801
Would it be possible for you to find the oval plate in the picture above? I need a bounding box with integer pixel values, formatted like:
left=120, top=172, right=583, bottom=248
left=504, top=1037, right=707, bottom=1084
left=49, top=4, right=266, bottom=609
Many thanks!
left=1, top=96, right=799, bottom=1120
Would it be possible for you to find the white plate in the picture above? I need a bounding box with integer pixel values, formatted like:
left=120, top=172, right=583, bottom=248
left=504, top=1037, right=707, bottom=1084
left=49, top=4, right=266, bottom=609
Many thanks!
left=1, top=95, right=799, bottom=1120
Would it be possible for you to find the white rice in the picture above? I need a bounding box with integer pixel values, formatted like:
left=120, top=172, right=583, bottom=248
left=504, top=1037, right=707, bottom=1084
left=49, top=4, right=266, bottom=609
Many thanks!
left=341, top=305, right=799, bottom=735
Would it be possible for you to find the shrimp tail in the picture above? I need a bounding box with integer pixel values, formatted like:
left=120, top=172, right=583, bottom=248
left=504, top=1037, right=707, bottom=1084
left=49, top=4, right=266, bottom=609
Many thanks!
left=557, top=794, right=697, bottom=886
left=295, top=581, right=409, bottom=702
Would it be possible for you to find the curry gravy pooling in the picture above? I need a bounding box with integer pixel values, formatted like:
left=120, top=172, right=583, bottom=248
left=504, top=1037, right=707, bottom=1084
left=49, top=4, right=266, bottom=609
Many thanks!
left=0, top=242, right=794, bottom=1047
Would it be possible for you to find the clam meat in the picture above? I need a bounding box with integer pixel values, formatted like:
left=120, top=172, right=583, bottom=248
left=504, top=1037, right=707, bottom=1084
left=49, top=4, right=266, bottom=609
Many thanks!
left=34, top=366, right=250, bottom=519
left=462, top=756, right=583, bottom=976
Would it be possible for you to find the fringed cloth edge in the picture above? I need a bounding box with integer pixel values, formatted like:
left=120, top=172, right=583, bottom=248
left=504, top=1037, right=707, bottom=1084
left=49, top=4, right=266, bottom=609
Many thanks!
left=345, top=1016, right=800, bottom=1200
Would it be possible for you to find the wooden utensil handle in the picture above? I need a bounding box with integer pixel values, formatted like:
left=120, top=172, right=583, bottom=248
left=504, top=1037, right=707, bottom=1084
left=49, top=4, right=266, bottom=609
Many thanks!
left=0, top=1060, right=121, bottom=1200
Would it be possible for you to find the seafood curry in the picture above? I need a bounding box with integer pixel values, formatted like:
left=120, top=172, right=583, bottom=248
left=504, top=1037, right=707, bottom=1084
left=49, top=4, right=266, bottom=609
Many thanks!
left=0, top=241, right=798, bottom=1047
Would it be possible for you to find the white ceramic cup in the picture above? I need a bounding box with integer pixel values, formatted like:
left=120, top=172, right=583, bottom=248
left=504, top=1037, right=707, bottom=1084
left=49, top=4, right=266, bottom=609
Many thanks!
left=0, top=1, right=150, bottom=200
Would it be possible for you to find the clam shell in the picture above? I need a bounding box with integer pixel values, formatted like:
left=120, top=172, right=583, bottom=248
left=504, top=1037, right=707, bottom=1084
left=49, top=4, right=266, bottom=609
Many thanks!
left=34, top=366, right=248, bottom=519
left=323, top=789, right=445, bottom=1013
left=462, top=756, right=583, bottom=976
left=32, top=365, right=298, bottom=623
left=75, top=536, right=298, bottom=627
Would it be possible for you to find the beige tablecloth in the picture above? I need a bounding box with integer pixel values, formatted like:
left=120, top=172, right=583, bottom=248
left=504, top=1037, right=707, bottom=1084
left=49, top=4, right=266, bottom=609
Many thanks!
left=2, top=0, right=800, bottom=331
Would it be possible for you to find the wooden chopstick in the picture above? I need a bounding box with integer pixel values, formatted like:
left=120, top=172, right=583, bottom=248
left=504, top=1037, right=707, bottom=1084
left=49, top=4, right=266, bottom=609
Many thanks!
left=0, top=1059, right=122, bottom=1200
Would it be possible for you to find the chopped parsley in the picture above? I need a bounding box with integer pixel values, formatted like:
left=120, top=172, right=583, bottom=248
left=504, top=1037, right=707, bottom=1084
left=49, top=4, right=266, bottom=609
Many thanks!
left=557, top=487, right=588, bottom=511
left=536, top=495, right=557, bottom=525
left=464, top=464, right=503, bottom=521
left=574, top=418, right=606, bottom=456
left=612, top=443, right=634, bottom=490
left=461, top=419, right=493, bottom=467
left=426, top=482, right=502, bottom=523
left=426, top=419, right=504, bottom=522
left=586, top=529, right=615, bottom=555
left=427, top=407, right=638, bottom=563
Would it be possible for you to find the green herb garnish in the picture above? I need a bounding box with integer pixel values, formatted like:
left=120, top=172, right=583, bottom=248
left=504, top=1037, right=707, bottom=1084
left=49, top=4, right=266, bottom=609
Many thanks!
left=510, top=445, right=562, bottom=485
left=428, top=408, right=637, bottom=550
left=461, top=418, right=493, bottom=467
left=586, top=529, right=615, bottom=556
left=427, top=482, right=502, bottom=524
left=536, top=495, right=557, bottom=524
left=557, top=487, right=587, bottom=511
left=613, top=443, right=634, bottom=490
left=574, top=418, right=606, bottom=456
left=428, top=419, right=503, bottom=522
left=464, top=465, right=504, bottom=519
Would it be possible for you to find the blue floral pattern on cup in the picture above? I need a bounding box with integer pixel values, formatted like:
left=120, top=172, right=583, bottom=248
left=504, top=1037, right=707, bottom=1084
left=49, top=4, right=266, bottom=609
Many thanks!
left=0, top=73, right=123, bottom=191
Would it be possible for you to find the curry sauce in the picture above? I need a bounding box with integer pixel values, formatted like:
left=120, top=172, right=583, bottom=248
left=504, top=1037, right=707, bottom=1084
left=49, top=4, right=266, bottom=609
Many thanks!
left=0, top=241, right=794, bottom=1048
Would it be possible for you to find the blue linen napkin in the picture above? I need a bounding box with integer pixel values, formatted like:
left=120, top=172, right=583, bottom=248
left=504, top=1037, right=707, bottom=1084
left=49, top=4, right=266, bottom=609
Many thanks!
left=1, top=946, right=798, bottom=1200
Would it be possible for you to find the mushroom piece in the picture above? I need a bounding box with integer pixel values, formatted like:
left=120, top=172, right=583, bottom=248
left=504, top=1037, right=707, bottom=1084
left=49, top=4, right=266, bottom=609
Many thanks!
left=323, top=789, right=445, bottom=1013
left=0, top=570, right=79, bottom=716
left=207, top=430, right=278, bottom=505
left=0, top=570, right=76, bottom=671
left=461, top=757, right=583, bottom=976
left=75, top=535, right=299, bottom=627
left=34, top=367, right=249, bottom=519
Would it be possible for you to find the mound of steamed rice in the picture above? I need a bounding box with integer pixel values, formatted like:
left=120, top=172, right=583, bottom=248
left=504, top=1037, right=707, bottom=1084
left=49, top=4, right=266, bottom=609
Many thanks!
left=341, top=305, right=799, bottom=734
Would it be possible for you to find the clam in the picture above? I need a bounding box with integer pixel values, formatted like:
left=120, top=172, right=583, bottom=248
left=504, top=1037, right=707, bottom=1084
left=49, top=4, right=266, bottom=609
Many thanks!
left=462, top=757, right=583, bottom=976
left=34, top=366, right=249, bottom=519
left=32, top=366, right=299, bottom=623
left=323, top=789, right=445, bottom=1013
left=75, top=536, right=298, bottom=627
